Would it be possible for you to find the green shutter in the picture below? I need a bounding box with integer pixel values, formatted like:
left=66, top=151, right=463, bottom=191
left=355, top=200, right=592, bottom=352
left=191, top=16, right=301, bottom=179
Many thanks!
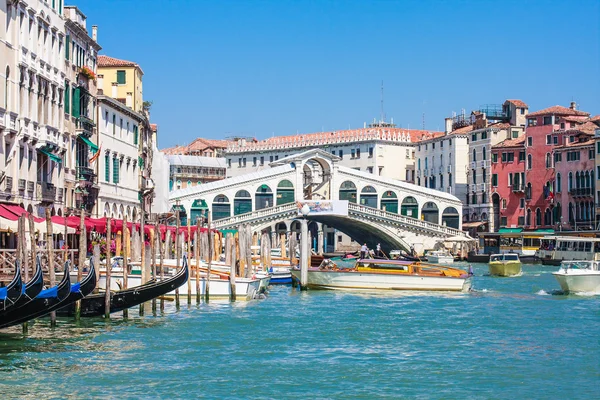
left=105, top=153, right=110, bottom=182
left=64, top=81, right=70, bottom=114
left=117, top=70, right=126, bottom=84
left=112, top=157, right=119, bottom=184
left=133, top=125, right=138, bottom=145
left=72, top=87, right=80, bottom=118
left=65, top=35, right=70, bottom=60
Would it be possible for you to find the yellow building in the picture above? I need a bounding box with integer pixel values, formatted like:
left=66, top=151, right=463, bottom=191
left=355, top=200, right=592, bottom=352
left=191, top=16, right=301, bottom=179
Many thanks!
left=97, top=55, right=144, bottom=113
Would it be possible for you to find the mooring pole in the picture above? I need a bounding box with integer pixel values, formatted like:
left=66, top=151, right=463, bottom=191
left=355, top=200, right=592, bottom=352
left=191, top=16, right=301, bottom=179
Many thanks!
left=105, top=218, right=112, bottom=320
left=300, top=218, right=309, bottom=290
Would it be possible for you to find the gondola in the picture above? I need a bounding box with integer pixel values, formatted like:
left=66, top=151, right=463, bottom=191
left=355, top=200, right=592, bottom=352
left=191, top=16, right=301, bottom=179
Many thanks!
left=58, top=255, right=188, bottom=318
left=0, top=262, right=71, bottom=329
left=0, top=258, right=44, bottom=317
left=0, top=263, right=23, bottom=312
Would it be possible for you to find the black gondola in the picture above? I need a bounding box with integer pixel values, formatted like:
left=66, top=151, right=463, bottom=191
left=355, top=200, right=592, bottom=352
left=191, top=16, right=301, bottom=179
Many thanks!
left=0, top=262, right=71, bottom=329
left=58, top=255, right=188, bottom=318
left=0, top=258, right=44, bottom=317
left=0, top=263, right=23, bottom=312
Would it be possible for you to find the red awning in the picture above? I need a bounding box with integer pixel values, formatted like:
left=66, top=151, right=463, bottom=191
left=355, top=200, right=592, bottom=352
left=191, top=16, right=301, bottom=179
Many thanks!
left=0, top=204, right=44, bottom=222
left=0, top=205, right=19, bottom=221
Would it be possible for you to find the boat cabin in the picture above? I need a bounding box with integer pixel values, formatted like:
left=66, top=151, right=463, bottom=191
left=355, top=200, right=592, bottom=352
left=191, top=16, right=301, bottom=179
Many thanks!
left=537, top=236, right=600, bottom=262
left=559, top=260, right=600, bottom=271
left=489, top=253, right=520, bottom=263
left=479, top=229, right=553, bottom=257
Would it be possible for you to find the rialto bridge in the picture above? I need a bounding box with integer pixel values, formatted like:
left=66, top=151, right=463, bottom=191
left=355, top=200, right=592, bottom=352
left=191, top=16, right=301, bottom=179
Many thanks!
left=168, top=149, right=468, bottom=254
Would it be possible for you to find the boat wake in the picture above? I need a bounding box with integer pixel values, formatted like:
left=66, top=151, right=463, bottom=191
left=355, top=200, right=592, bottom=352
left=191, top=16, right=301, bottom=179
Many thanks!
left=535, top=289, right=551, bottom=296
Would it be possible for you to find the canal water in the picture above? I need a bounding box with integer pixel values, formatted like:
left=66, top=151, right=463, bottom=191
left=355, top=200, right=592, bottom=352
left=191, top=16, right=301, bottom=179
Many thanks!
left=0, top=262, right=598, bottom=399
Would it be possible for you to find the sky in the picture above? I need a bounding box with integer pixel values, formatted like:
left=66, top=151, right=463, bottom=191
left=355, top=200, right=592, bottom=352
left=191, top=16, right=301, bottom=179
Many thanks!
left=75, top=0, right=600, bottom=149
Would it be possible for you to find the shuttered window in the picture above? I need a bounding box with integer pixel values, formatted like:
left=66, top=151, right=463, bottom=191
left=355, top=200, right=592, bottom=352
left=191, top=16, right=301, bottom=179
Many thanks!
left=105, top=153, right=110, bottom=182
left=65, top=35, right=70, bottom=60
left=116, top=70, right=126, bottom=84
left=64, top=81, right=70, bottom=114
left=71, top=87, right=80, bottom=118
left=112, top=157, right=119, bottom=184
left=133, top=125, right=138, bottom=145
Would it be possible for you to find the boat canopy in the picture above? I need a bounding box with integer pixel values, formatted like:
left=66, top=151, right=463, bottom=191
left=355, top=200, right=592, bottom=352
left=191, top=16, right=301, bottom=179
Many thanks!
left=544, top=236, right=600, bottom=242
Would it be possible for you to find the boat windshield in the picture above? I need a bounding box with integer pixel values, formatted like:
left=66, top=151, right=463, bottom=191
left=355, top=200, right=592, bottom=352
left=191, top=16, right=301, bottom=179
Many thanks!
left=560, top=261, right=597, bottom=270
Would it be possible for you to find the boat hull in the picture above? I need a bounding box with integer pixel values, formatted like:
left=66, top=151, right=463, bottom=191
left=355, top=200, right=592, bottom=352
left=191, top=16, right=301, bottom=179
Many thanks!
left=488, top=261, right=522, bottom=277
left=290, top=269, right=471, bottom=292
left=552, top=272, right=600, bottom=294
left=427, top=255, right=454, bottom=264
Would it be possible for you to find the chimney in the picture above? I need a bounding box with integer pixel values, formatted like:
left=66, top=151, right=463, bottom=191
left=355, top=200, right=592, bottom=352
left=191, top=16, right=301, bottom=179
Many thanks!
left=97, top=74, right=103, bottom=90
left=92, top=25, right=98, bottom=42
left=570, top=101, right=576, bottom=110
left=444, top=117, right=453, bottom=134
left=111, top=82, right=117, bottom=98
left=126, top=92, right=132, bottom=108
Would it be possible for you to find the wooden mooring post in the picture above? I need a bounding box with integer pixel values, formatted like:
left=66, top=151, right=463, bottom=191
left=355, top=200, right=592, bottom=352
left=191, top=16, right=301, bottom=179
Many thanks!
left=104, top=218, right=112, bottom=320
left=195, top=217, right=201, bottom=304
left=122, top=215, right=129, bottom=318
left=46, top=209, right=56, bottom=327
left=205, top=210, right=212, bottom=302
left=151, top=225, right=157, bottom=313
left=187, top=217, right=191, bottom=305
left=175, top=209, right=181, bottom=309
left=75, top=210, right=86, bottom=320
left=159, top=227, right=166, bottom=313
left=229, top=233, right=237, bottom=302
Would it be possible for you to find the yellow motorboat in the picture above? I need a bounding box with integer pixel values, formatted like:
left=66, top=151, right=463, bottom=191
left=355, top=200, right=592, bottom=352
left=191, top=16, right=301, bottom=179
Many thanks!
left=488, top=253, right=522, bottom=277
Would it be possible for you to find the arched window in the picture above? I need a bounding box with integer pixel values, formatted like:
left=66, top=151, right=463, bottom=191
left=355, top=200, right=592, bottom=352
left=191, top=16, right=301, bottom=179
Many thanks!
left=575, top=172, right=580, bottom=189
left=4, top=66, right=9, bottom=109
left=535, top=208, right=542, bottom=226
left=568, top=172, right=573, bottom=191
left=425, top=158, right=428, bottom=169
left=187, top=180, right=192, bottom=187
left=482, top=147, right=487, bottom=161
left=526, top=208, right=531, bottom=226
left=545, top=153, right=551, bottom=168
left=527, top=154, right=532, bottom=170
left=472, top=149, right=477, bottom=162
left=556, top=173, right=561, bottom=193
left=417, top=159, right=421, bottom=170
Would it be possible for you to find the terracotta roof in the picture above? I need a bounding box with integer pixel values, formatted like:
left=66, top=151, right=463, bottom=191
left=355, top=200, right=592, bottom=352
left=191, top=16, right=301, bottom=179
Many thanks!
left=527, top=105, right=590, bottom=117
left=150, top=123, right=158, bottom=131
left=554, top=137, right=594, bottom=150
left=562, top=121, right=600, bottom=135
left=590, top=115, right=600, bottom=121
left=487, top=122, right=512, bottom=130
left=226, top=127, right=438, bottom=153
left=98, top=55, right=144, bottom=73
left=492, top=136, right=525, bottom=149
left=504, top=99, right=528, bottom=108
left=560, top=115, right=588, bottom=123
left=450, top=124, right=475, bottom=134
left=162, top=138, right=230, bottom=155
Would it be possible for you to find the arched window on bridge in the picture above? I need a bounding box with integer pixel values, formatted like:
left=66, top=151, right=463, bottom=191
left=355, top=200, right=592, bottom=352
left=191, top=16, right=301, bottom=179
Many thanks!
left=277, top=180, right=295, bottom=205
left=441, top=207, right=460, bottom=229
left=360, top=186, right=377, bottom=208
left=339, top=181, right=357, bottom=203
left=255, top=184, right=273, bottom=210
left=234, top=190, right=252, bottom=215
left=400, top=196, right=418, bottom=218
left=421, top=202, right=439, bottom=224
left=190, top=199, right=209, bottom=222
left=212, top=194, right=231, bottom=220
left=380, top=190, right=398, bottom=213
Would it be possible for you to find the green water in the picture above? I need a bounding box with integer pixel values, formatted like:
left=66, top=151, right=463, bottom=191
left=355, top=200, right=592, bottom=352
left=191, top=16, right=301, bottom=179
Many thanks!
left=0, top=262, right=598, bottom=399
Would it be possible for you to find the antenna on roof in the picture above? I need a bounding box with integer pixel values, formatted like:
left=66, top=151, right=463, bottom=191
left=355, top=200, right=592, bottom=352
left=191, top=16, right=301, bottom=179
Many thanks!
left=380, top=80, right=385, bottom=123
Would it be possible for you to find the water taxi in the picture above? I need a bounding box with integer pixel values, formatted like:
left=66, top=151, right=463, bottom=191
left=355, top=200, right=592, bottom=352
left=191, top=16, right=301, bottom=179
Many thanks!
left=426, top=250, right=454, bottom=264
left=536, top=236, right=600, bottom=266
left=552, top=260, right=600, bottom=294
left=290, top=259, right=472, bottom=292
left=488, top=253, right=522, bottom=277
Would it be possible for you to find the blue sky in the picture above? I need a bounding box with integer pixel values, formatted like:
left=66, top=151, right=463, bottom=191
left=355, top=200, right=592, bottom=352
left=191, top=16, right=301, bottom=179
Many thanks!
left=76, top=0, right=599, bottom=148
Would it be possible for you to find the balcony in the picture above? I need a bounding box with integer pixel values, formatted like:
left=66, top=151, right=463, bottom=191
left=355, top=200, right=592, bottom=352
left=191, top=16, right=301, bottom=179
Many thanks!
left=570, top=187, right=593, bottom=197
left=77, top=166, right=96, bottom=182
left=479, top=104, right=509, bottom=121
left=76, top=116, right=96, bottom=137
left=512, top=183, right=525, bottom=192
left=36, top=182, right=56, bottom=203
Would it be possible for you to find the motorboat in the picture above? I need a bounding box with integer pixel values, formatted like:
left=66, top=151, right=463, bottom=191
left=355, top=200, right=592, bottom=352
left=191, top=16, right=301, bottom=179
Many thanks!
left=290, top=258, right=472, bottom=292
left=552, top=260, right=600, bottom=294
left=426, top=250, right=454, bottom=264
left=488, top=253, right=522, bottom=277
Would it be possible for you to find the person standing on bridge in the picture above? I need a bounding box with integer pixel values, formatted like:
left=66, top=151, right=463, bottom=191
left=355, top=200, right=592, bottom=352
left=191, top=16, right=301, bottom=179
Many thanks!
left=376, top=243, right=382, bottom=257
left=360, top=243, right=368, bottom=259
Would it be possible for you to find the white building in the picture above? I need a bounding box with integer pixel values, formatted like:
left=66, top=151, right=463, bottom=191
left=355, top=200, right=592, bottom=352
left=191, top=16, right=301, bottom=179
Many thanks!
left=224, top=122, right=439, bottom=184
left=95, top=94, right=144, bottom=220
left=1, top=0, right=70, bottom=216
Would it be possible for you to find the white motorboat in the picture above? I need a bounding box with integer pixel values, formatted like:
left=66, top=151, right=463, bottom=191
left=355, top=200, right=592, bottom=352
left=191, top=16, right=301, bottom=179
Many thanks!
left=291, top=259, right=472, bottom=292
left=552, top=260, right=600, bottom=294
left=426, top=250, right=454, bottom=264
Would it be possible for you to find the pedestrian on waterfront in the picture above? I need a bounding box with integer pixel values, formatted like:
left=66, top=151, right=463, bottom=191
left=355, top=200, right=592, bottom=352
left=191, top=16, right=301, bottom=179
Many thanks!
left=360, top=243, right=368, bottom=259
left=376, top=243, right=382, bottom=257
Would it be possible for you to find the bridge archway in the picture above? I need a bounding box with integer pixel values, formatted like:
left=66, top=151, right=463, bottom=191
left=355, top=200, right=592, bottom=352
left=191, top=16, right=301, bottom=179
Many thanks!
left=234, top=190, right=252, bottom=215
left=421, top=202, right=439, bottom=224
left=339, top=181, right=357, bottom=203
left=277, top=180, right=295, bottom=205
left=380, top=190, right=398, bottom=213
left=442, top=207, right=459, bottom=229
left=302, top=157, right=332, bottom=200
left=360, top=186, right=377, bottom=208
left=212, top=194, right=231, bottom=220
left=400, top=196, right=418, bottom=218
left=255, top=184, right=273, bottom=210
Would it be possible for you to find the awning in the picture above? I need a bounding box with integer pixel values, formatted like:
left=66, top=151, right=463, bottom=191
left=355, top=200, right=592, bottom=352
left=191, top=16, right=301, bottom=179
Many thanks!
left=172, top=204, right=185, bottom=213
left=39, top=148, right=62, bottom=164
left=533, top=229, right=554, bottom=233
left=191, top=199, right=208, bottom=209
left=462, top=221, right=488, bottom=228
left=79, top=135, right=99, bottom=153
left=498, top=228, right=523, bottom=233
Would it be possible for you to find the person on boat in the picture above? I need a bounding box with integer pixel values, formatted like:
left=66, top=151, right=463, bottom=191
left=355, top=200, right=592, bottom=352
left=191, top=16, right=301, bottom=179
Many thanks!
left=376, top=243, right=382, bottom=257
left=468, top=264, right=474, bottom=276
left=360, top=243, right=368, bottom=259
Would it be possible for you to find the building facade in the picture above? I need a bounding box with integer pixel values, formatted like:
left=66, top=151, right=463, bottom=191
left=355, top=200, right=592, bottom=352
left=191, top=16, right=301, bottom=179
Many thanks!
left=97, top=55, right=143, bottom=113
left=95, top=94, right=145, bottom=220
left=490, top=137, right=526, bottom=229
left=167, top=155, right=226, bottom=191
left=163, top=137, right=229, bottom=158
left=1, top=0, right=69, bottom=216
